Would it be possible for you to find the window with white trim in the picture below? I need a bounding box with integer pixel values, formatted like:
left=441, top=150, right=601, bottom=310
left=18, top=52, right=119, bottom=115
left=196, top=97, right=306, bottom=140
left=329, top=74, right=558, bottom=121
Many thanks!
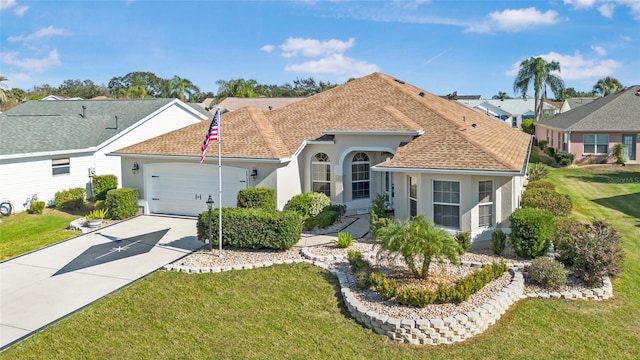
left=433, top=180, right=460, bottom=228
left=52, top=158, right=70, bottom=175
left=351, top=152, right=370, bottom=199
left=478, top=180, right=493, bottom=227
left=409, top=175, right=417, bottom=217
left=583, top=134, right=609, bottom=154
left=311, top=153, right=331, bottom=197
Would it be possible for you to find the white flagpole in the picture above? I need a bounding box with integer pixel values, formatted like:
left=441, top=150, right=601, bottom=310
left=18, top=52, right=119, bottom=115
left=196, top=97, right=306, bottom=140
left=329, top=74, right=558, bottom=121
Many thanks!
left=217, top=107, right=223, bottom=257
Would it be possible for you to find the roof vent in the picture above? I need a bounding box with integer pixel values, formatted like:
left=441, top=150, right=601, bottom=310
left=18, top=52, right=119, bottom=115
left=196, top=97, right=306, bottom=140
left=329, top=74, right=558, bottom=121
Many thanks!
left=472, top=123, right=477, bottom=128
left=268, top=105, right=273, bottom=110
left=418, top=92, right=425, bottom=97
left=81, top=105, right=87, bottom=118
left=394, top=79, right=405, bottom=84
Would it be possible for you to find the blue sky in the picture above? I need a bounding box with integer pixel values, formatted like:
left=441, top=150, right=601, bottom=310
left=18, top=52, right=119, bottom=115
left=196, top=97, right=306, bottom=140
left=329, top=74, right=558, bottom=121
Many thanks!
left=1, top=0, right=639, bottom=98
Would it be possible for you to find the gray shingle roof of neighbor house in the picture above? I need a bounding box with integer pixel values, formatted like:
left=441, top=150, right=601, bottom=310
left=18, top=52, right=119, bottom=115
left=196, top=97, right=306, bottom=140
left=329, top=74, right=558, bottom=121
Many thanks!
left=537, top=85, right=640, bottom=132
left=0, top=98, right=209, bottom=156
left=116, top=73, right=532, bottom=173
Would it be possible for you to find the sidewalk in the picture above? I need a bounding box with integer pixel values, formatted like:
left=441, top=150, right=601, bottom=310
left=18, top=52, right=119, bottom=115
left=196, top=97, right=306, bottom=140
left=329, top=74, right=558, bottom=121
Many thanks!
left=295, top=214, right=370, bottom=247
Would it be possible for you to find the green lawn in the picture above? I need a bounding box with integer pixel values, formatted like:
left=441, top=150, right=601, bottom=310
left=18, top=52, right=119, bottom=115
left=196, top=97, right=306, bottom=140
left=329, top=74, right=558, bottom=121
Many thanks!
left=0, top=209, right=82, bottom=260
left=1, top=166, right=639, bottom=359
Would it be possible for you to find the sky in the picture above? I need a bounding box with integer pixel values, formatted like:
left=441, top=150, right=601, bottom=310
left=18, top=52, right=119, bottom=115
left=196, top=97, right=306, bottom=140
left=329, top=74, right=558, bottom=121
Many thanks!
left=1, top=0, right=639, bottom=99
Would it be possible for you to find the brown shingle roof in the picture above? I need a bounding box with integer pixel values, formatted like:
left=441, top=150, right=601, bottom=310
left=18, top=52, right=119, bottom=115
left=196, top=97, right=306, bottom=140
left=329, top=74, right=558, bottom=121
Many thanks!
left=115, top=73, right=531, bottom=172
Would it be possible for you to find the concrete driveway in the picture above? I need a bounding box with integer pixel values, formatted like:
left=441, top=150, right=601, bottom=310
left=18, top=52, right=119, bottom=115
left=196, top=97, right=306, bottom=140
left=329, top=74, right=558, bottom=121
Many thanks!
left=0, top=215, right=202, bottom=350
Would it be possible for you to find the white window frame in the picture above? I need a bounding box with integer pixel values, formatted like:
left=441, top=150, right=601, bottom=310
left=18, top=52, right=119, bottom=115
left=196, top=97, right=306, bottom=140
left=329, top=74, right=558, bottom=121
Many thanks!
left=52, top=158, right=70, bottom=176
left=433, top=180, right=460, bottom=229
left=311, top=153, right=331, bottom=197
left=478, top=180, right=493, bottom=228
left=351, top=152, right=370, bottom=200
left=408, top=175, right=417, bottom=218
left=583, top=134, right=609, bottom=154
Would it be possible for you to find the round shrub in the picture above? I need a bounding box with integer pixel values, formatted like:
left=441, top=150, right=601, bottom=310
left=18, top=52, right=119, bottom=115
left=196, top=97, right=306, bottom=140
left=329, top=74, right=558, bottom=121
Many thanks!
left=491, top=229, right=507, bottom=256
left=510, top=207, right=554, bottom=259
left=55, top=187, right=86, bottom=210
left=527, top=257, right=567, bottom=289
left=237, top=187, right=276, bottom=210
left=521, top=187, right=572, bottom=217
left=553, top=216, right=582, bottom=266
left=27, top=201, right=46, bottom=214
left=286, top=192, right=330, bottom=218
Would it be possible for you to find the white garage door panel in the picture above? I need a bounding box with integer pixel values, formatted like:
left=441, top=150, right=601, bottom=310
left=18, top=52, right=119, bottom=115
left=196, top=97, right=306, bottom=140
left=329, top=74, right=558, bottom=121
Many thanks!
left=146, top=163, right=247, bottom=216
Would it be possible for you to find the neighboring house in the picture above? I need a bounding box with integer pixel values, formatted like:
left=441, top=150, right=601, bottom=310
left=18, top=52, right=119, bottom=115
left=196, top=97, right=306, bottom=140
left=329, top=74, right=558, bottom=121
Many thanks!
left=113, top=73, right=532, bottom=245
left=0, top=98, right=210, bottom=212
left=457, top=98, right=559, bottom=128
left=559, top=97, right=597, bottom=113
left=41, top=95, right=84, bottom=101
left=535, top=86, right=640, bottom=164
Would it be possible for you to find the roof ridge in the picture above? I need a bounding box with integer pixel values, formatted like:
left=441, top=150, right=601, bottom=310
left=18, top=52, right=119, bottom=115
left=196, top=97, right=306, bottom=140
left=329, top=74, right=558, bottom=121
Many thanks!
left=247, top=108, right=290, bottom=158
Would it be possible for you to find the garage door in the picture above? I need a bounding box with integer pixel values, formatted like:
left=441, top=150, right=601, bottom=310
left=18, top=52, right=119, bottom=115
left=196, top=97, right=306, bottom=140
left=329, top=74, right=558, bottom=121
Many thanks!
left=146, top=163, right=248, bottom=216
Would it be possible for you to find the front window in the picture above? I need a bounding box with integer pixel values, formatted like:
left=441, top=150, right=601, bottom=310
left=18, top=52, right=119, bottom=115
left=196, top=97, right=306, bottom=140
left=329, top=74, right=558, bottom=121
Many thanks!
left=584, top=134, right=609, bottom=154
left=478, top=180, right=493, bottom=227
left=351, top=152, right=370, bottom=199
left=52, top=158, right=70, bottom=175
left=433, top=180, right=460, bottom=228
left=311, top=153, right=331, bottom=197
left=409, top=175, right=417, bottom=217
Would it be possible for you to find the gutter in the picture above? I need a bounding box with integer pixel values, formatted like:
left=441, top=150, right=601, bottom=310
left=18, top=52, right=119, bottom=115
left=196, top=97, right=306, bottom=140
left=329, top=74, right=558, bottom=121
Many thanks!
left=371, top=165, right=525, bottom=177
left=107, top=152, right=290, bottom=164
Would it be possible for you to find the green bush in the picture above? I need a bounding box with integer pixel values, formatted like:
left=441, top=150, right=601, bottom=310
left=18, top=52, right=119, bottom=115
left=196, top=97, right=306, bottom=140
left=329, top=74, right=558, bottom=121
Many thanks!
left=324, top=204, right=347, bottom=218
left=521, top=119, right=535, bottom=135
left=334, top=231, right=354, bottom=248
left=544, top=146, right=555, bottom=157
left=94, top=200, right=106, bottom=210
left=286, top=192, right=331, bottom=218
left=510, top=207, right=554, bottom=259
left=370, top=216, right=393, bottom=239
left=105, top=188, right=138, bottom=220
left=491, top=229, right=507, bottom=256
left=315, top=210, right=339, bottom=228
left=554, top=152, right=575, bottom=166
left=527, top=163, right=550, bottom=182
left=27, top=201, right=46, bottom=214
left=54, top=187, right=86, bottom=210
left=553, top=216, right=582, bottom=266
left=197, top=208, right=302, bottom=250
left=92, top=174, right=118, bottom=201
left=613, top=143, right=625, bottom=165
left=369, top=272, right=398, bottom=300
left=370, top=193, right=389, bottom=220
left=397, top=288, right=436, bottom=307
left=521, top=187, right=573, bottom=217
left=455, top=231, right=471, bottom=254
left=347, top=251, right=375, bottom=288
left=236, top=187, right=276, bottom=210
left=537, top=140, right=547, bottom=150
left=526, top=180, right=556, bottom=191
left=527, top=257, right=567, bottom=290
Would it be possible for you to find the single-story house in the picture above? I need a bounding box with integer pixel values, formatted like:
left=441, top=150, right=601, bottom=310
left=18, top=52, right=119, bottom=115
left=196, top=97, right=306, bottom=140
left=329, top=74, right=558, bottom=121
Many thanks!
left=535, top=85, right=640, bottom=164
left=559, top=97, right=597, bottom=113
left=0, top=98, right=210, bottom=212
left=457, top=98, right=559, bottom=128
left=112, top=73, right=532, bottom=244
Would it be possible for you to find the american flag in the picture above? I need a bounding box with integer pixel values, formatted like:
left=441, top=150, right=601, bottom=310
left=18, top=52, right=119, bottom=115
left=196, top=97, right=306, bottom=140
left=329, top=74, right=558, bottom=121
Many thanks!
left=200, top=109, right=219, bottom=164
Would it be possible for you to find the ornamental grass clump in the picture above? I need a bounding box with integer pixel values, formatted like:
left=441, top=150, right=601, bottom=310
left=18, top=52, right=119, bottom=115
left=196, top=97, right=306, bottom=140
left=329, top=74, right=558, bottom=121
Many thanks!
left=334, top=231, right=355, bottom=248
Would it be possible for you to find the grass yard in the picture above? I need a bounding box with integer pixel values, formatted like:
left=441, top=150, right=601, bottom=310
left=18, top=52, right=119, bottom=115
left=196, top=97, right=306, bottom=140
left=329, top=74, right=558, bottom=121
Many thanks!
left=0, top=209, right=82, bottom=260
left=1, top=165, right=639, bottom=359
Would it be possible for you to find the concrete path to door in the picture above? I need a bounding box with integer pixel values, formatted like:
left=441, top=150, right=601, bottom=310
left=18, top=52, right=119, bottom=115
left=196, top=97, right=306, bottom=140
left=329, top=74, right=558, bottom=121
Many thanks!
left=0, top=215, right=203, bottom=351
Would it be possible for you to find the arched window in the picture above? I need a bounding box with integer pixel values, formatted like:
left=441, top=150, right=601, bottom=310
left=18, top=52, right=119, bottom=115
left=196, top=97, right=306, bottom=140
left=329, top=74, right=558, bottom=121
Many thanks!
left=312, top=153, right=331, bottom=197
left=351, top=152, right=370, bottom=199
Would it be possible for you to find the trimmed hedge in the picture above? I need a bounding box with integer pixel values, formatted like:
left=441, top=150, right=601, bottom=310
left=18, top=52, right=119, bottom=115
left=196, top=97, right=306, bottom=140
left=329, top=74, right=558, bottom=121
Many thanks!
left=92, top=174, right=118, bottom=201
left=105, top=188, right=138, bottom=220
left=286, top=192, right=330, bottom=218
left=237, top=187, right=276, bottom=210
left=197, top=208, right=302, bottom=250
left=54, top=187, right=85, bottom=210
left=521, top=187, right=572, bottom=217
left=510, top=207, right=554, bottom=259
left=526, top=180, right=556, bottom=191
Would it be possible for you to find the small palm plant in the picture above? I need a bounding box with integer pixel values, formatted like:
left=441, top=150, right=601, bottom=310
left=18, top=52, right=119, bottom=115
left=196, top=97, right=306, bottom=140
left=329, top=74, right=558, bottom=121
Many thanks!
left=86, top=208, right=107, bottom=220
left=334, top=231, right=355, bottom=248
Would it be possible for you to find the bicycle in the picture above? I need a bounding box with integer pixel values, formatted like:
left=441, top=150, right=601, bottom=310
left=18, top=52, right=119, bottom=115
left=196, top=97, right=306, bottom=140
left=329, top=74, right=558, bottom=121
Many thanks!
left=0, top=199, right=13, bottom=216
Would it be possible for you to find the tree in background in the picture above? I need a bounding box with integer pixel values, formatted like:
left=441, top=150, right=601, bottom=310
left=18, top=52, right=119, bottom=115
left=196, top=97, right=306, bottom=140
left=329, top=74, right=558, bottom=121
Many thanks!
left=57, top=79, right=108, bottom=99
left=592, top=77, right=624, bottom=97
left=170, top=75, right=201, bottom=102
left=492, top=91, right=511, bottom=100
left=0, top=75, right=8, bottom=104
left=513, top=57, right=564, bottom=121
left=560, top=87, right=594, bottom=99
left=108, top=72, right=167, bottom=98
left=215, top=78, right=258, bottom=101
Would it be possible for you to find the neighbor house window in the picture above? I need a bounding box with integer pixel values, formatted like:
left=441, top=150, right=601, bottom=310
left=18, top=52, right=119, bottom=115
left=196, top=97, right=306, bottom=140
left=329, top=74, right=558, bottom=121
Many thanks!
left=583, top=134, right=609, bottom=154
left=312, top=153, right=331, bottom=197
left=351, top=152, right=370, bottom=199
left=433, top=180, right=460, bottom=228
left=562, top=133, right=568, bottom=152
left=52, top=158, right=70, bottom=175
left=409, top=175, right=417, bottom=217
left=478, top=180, right=493, bottom=227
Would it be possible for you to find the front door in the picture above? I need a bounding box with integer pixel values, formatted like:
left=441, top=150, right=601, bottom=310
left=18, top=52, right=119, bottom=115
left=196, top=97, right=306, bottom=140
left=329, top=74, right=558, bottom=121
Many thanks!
left=622, top=134, right=636, bottom=160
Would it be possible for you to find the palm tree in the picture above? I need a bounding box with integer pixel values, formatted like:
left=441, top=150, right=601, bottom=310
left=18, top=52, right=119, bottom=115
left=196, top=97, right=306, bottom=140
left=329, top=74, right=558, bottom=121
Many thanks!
left=492, top=91, right=511, bottom=100
left=592, top=77, right=623, bottom=97
left=0, top=75, right=8, bottom=104
left=170, top=76, right=201, bottom=102
left=513, top=57, right=564, bottom=121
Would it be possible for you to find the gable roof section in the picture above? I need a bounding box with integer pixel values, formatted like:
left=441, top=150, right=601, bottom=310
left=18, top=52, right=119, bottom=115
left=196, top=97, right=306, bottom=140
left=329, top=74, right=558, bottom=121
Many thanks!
left=115, top=73, right=531, bottom=172
left=537, top=86, right=640, bottom=132
left=0, top=98, right=205, bottom=156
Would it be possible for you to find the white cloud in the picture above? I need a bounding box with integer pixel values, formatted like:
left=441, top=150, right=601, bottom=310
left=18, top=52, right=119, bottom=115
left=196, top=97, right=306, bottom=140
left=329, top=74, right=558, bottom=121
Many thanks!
left=8, top=26, right=68, bottom=43
left=284, top=53, right=379, bottom=77
left=598, top=3, right=615, bottom=17
left=564, top=0, right=596, bottom=9
left=591, top=45, right=607, bottom=56
left=280, top=37, right=355, bottom=58
left=260, top=44, right=275, bottom=53
left=1, top=49, right=61, bottom=72
left=397, top=0, right=431, bottom=9
left=507, top=51, right=621, bottom=80
left=0, top=0, right=16, bottom=10
left=14, top=5, right=27, bottom=16
left=466, top=7, right=561, bottom=33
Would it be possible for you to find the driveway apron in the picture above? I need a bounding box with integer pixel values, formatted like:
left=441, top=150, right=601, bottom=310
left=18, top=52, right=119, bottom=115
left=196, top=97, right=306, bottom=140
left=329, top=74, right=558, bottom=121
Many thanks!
left=0, top=215, right=202, bottom=350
